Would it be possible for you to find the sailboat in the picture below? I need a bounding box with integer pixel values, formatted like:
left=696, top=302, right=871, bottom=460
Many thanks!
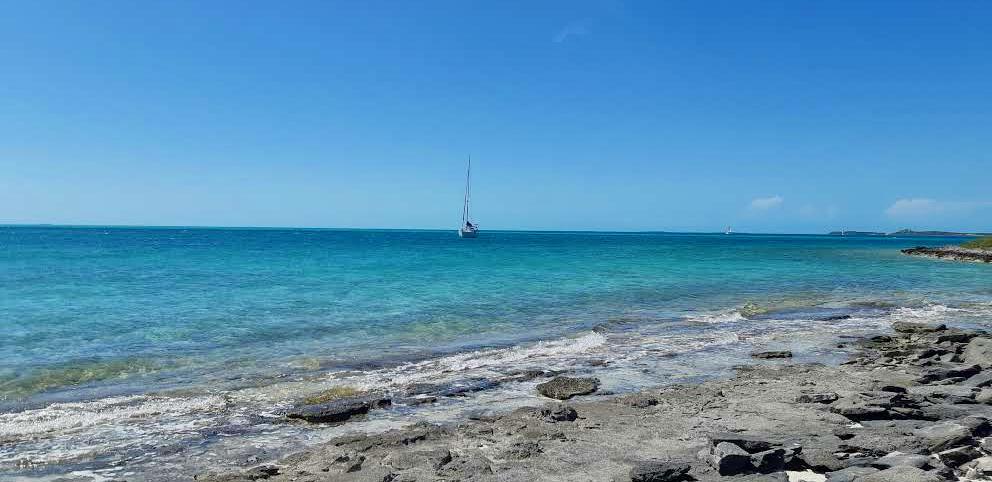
left=725, top=226, right=733, bottom=235
left=458, top=156, right=479, bottom=238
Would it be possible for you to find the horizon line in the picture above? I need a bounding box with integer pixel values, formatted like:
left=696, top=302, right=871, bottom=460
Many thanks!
left=2, top=223, right=988, bottom=237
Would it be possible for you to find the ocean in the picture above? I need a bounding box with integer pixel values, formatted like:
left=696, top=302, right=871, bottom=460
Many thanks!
left=2, top=226, right=991, bottom=480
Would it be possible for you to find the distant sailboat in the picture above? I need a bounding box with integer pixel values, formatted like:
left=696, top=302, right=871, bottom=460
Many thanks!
left=725, top=226, right=733, bottom=235
left=458, top=157, right=479, bottom=238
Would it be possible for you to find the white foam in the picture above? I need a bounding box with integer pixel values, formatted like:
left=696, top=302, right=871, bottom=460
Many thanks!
left=687, top=310, right=746, bottom=324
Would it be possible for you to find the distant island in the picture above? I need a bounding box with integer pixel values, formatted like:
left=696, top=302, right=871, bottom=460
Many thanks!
left=829, top=229, right=988, bottom=237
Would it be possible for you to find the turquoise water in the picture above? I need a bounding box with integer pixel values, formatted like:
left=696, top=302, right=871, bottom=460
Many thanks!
left=2, top=226, right=991, bottom=479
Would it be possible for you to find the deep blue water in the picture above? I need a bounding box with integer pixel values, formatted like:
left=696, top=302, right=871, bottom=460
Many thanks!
left=1, top=226, right=990, bottom=479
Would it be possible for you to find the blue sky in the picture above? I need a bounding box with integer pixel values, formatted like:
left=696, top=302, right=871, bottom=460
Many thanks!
left=2, top=0, right=990, bottom=232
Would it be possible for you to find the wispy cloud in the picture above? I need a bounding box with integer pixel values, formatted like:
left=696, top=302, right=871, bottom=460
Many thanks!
left=884, top=199, right=992, bottom=218
left=748, top=195, right=784, bottom=211
left=553, top=23, right=588, bottom=43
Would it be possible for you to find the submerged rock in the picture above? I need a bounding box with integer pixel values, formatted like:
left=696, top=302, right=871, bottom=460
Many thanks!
left=750, top=351, right=793, bottom=359
left=536, top=376, right=600, bottom=400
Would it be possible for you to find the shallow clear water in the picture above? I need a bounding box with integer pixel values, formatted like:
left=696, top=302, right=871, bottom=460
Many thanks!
left=2, top=226, right=990, bottom=480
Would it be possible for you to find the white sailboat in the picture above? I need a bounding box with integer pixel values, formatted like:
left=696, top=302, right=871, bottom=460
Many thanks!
left=725, top=226, right=733, bottom=235
left=458, top=156, right=479, bottom=238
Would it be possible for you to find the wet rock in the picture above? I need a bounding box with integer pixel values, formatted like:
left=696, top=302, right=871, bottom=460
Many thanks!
left=628, top=461, right=690, bottom=482
left=405, top=379, right=499, bottom=398
left=394, top=396, right=438, bottom=406
left=964, top=338, right=992, bottom=367
left=750, top=351, right=793, bottom=359
left=796, top=392, right=840, bottom=404
left=937, top=445, right=980, bottom=467
left=286, top=396, right=391, bottom=423
left=857, top=466, right=944, bottom=482
left=535, top=376, right=600, bottom=400
left=824, top=466, right=878, bottom=481
left=892, top=322, right=946, bottom=334
left=708, top=442, right=754, bottom=475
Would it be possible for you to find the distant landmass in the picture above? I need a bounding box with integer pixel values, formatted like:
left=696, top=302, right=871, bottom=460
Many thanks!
left=829, top=229, right=988, bottom=237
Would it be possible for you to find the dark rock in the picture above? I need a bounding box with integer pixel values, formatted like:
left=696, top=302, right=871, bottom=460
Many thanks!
left=857, top=466, right=944, bottom=482
left=405, top=378, right=500, bottom=397
left=938, top=446, right=981, bottom=467
left=913, top=421, right=974, bottom=453
left=286, top=396, right=391, bottom=423
left=829, top=399, right=891, bottom=421
left=394, top=396, right=438, bottom=406
left=537, top=403, right=578, bottom=422
left=750, top=351, right=793, bottom=359
left=708, top=433, right=776, bottom=453
left=892, top=322, right=946, bottom=334
left=618, top=393, right=660, bottom=408
left=916, top=364, right=981, bottom=384
left=824, top=466, right=879, bottom=481
left=878, top=385, right=907, bottom=393
left=628, top=461, right=691, bottom=482
left=436, top=453, right=492, bottom=479
left=708, top=442, right=754, bottom=475
left=796, top=392, right=839, bottom=404
left=870, top=335, right=893, bottom=343
left=244, top=465, right=279, bottom=480
left=535, top=376, right=600, bottom=400
left=499, top=441, right=542, bottom=459
left=961, top=371, right=992, bottom=388
left=750, top=444, right=801, bottom=472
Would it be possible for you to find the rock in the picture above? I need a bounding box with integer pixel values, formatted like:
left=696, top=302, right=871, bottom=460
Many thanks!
left=244, top=465, right=279, bottom=480
left=535, top=376, right=600, bottom=400
left=961, top=371, right=992, bottom=388
left=829, top=399, right=890, bottom=421
left=892, top=322, right=946, bottom=334
left=751, top=351, right=793, bottom=359
left=734, top=473, right=789, bottom=481
left=976, top=389, right=992, bottom=403
left=708, top=433, right=776, bottom=453
left=750, top=444, right=802, bottom=472
left=499, top=441, right=542, bottom=459
left=405, top=379, right=500, bottom=397
left=913, top=422, right=974, bottom=452
left=877, top=385, right=907, bottom=393
left=618, top=393, right=660, bottom=408
left=871, top=452, right=931, bottom=470
left=937, top=445, right=980, bottom=467
left=964, top=338, right=992, bottom=367
left=384, top=448, right=452, bottom=470
left=286, top=396, right=391, bottom=423
left=796, top=392, right=840, bottom=404
left=628, top=461, right=691, bottom=482
left=708, top=442, right=754, bottom=475
left=537, top=403, right=578, bottom=422
left=907, top=385, right=979, bottom=399
left=916, top=364, right=981, bottom=384
left=824, top=466, right=878, bottom=481
left=856, top=466, right=944, bottom=482
left=436, top=453, right=493, bottom=479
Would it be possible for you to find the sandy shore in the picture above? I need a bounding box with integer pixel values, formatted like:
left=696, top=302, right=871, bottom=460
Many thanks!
left=193, top=321, right=992, bottom=482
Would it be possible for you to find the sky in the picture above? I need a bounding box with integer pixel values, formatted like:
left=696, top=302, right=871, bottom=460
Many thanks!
left=1, top=0, right=990, bottom=233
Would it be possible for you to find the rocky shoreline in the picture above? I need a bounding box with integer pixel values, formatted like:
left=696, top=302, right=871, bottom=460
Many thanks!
left=902, top=246, right=992, bottom=263
left=197, top=321, right=992, bottom=482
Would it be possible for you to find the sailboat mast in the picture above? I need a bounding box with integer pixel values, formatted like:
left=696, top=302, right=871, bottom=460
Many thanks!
left=462, top=156, right=471, bottom=225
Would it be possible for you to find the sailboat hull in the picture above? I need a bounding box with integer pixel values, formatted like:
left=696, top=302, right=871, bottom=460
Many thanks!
left=458, top=228, right=479, bottom=238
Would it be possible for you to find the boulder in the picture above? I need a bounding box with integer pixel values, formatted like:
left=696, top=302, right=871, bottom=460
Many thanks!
left=961, top=371, right=992, bottom=388
left=937, top=445, right=980, bottom=467
left=750, top=444, right=801, bottom=472
left=913, top=422, right=974, bottom=453
left=628, top=461, right=691, bottom=482
left=915, top=364, right=981, bottom=384
left=384, top=448, right=452, bottom=471
left=976, top=389, right=992, bottom=403
left=536, top=376, right=600, bottom=400
left=965, top=338, right=992, bottom=367
left=751, top=351, right=793, bottom=359
left=708, top=442, right=754, bottom=475
left=708, top=433, right=776, bottom=453
left=286, top=396, right=390, bottom=423
left=871, top=452, right=931, bottom=470
left=857, top=466, right=943, bottom=482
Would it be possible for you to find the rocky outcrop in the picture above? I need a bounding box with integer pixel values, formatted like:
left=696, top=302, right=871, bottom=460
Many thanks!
left=535, top=376, right=600, bottom=400
left=902, top=246, right=992, bottom=263
left=285, top=395, right=391, bottom=423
